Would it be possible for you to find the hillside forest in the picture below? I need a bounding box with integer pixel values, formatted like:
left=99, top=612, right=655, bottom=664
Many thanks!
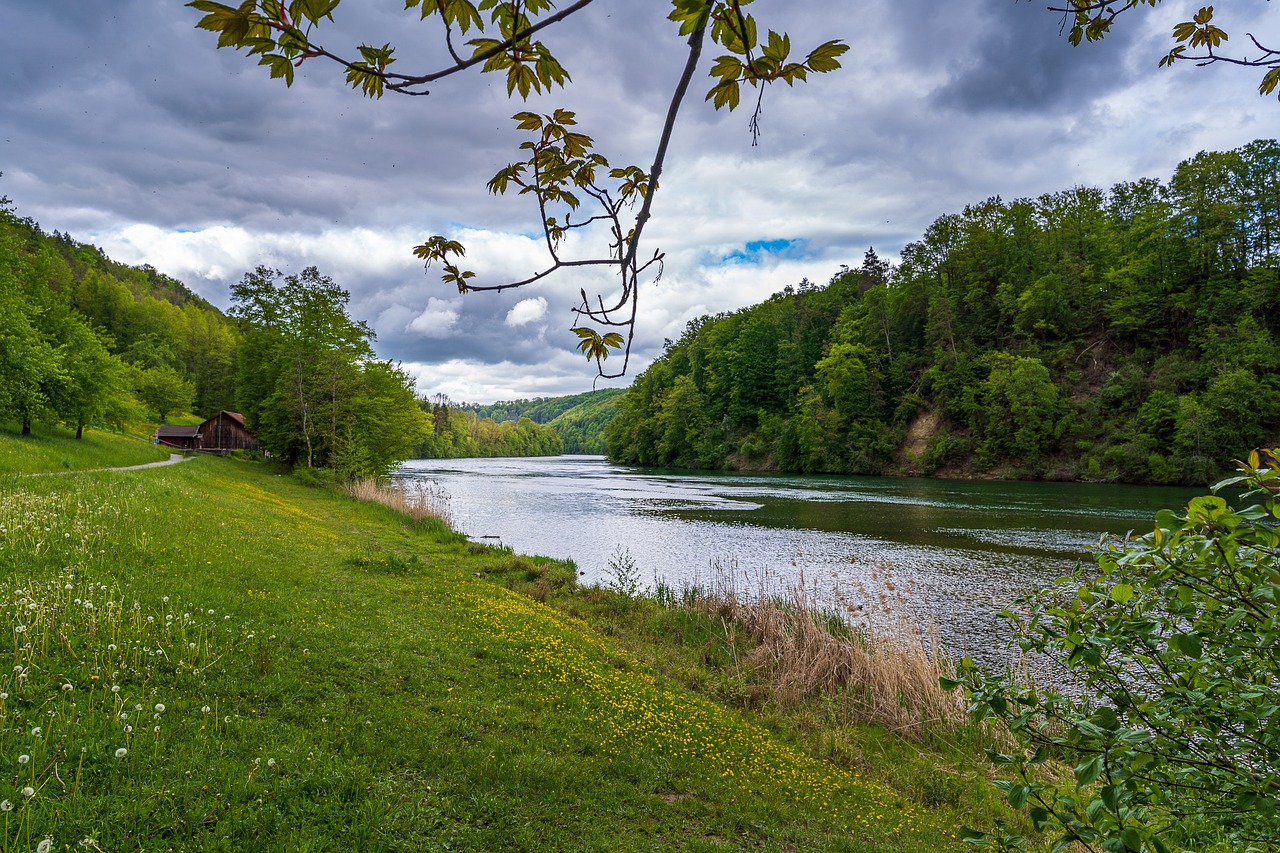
left=465, top=388, right=625, bottom=454
left=606, top=140, right=1280, bottom=485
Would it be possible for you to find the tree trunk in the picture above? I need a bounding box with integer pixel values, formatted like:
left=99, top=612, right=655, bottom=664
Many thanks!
left=76, top=422, right=84, bottom=440
left=21, top=417, right=31, bottom=436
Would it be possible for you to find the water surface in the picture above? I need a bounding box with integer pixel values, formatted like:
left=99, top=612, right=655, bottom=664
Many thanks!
left=398, top=456, right=1201, bottom=663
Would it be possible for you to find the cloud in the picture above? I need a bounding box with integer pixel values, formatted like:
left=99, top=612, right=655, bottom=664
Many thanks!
left=408, top=298, right=462, bottom=338
left=1, top=0, right=1272, bottom=401
left=505, top=297, right=549, bottom=327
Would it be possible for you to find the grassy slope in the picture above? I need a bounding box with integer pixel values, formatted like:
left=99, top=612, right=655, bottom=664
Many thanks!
left=0, top=422, right=169, bottom=474
left=0, top=446, right=989, bottom=851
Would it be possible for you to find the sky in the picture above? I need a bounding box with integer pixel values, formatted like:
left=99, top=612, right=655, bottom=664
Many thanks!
left=1, top=1, right=1275, bottom=403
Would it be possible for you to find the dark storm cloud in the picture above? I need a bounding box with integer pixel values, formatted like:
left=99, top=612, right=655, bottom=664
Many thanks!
left=929, top=3, right=1139, bottom=113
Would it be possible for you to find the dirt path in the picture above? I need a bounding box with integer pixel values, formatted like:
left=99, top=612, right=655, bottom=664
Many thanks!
left=19, top=453, right=192, bottom=477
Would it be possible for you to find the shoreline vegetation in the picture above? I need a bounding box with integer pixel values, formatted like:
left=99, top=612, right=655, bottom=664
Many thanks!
left=1, top=423, right=1023, bottom=851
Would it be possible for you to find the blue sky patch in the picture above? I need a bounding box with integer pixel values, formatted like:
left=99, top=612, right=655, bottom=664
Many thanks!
left=720, top=238, right=810, bottom=264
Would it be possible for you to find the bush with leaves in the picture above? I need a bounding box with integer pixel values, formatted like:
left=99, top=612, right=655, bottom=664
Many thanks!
left=951, top=449, right=1280, bottom=852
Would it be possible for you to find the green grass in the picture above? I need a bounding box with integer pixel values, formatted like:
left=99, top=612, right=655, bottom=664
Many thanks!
left=0, top=422, right=169, bottom=474
left=0, top=450, right=1016, bottom=851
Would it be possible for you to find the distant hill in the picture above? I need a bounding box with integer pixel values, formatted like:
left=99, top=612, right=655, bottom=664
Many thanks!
left=466, top=388, right=624, bottom=454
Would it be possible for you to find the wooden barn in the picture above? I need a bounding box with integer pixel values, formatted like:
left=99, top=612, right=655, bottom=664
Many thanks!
left=197, top=411, right=259, bottom=452
left=153, top=412, right=259, bottom=453
left=154, top=424, right=201, bottom=450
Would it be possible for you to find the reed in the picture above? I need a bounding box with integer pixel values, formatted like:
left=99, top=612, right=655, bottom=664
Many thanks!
left=342, top=477, right=455, bottom=527
left=676, top=562, right=965, bottom=735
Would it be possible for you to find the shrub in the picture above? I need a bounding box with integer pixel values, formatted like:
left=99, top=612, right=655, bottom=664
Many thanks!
left=953, top=449, right=1280, bottom=852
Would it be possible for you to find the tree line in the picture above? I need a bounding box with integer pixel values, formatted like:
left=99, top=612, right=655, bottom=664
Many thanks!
left=465, top=388, right=624, bottom=454
left=413, top=396, right=563, bottom=459
left=606, top=139, right=1280, bottom=485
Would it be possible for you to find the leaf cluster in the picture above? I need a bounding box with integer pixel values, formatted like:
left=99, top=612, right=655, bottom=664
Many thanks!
left=954, top=449, right=1280, bottom=851
left=1060, top=1, right=1280, bottom=100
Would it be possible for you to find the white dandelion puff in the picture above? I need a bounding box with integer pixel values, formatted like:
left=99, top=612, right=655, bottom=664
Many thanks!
left=114, top=748, right=127, bottom=759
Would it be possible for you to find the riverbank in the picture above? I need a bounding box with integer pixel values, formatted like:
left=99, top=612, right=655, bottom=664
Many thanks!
left=0, top=434, right=1027, bottom=850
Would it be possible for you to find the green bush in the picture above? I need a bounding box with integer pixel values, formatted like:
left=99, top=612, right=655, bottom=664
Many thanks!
left=954, top=449, right=1280, bottom=852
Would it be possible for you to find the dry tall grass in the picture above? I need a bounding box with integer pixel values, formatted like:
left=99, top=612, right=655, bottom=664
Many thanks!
left=343, top=478, right=455, bottom=528
left=680, top=563, right=965, bottom=735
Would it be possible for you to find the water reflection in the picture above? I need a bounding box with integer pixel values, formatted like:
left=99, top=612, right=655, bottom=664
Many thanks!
left=397, top=456, right=1201, bottom=667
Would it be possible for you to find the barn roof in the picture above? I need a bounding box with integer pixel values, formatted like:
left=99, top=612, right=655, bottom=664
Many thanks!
left=202, top=411, right=248, bottom=428
left=155, top=425, right=200, bottom=438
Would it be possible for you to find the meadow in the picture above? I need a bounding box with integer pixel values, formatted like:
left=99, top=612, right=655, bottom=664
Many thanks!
left=0, top=426, right=1021, bottom=851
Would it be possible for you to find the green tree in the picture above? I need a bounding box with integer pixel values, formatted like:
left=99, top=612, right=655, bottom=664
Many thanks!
left=134, top=366, right=197, bottom=423
left=231, top=265, right=429, bottom=475
left=977, top=353, right=1065, bottom=467
left=47, top=312, right=132, bottom=438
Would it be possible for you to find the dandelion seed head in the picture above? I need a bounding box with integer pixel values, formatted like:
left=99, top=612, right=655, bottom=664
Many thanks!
left=267, top=758, right=277, bottom=768
left=111, top=686, right=120, bottom=694
left=18, top=754, right=29, bottom=764
left=30, top=727, right=40, bottom=737
left=22, top=786, right=35, bottom=798
left=0, top=800, right=11, bottom=812
left=154, top=703, right=165, bottom=713
left=114, top=747, right=127, bottom=759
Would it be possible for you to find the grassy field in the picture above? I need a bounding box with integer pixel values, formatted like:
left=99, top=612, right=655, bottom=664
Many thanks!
left=0, top=440, right=1022, bottom=851
left=0, top=423, right=168, bottom=474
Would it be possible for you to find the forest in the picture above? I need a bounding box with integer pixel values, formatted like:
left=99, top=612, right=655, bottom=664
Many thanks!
left=465, top=388, right=624, bottom=454
left=0, top=201, right=238, bottom=437
left=606, top=140, right=1280, bottom=485
left=413, top=396, right=563, bottom=458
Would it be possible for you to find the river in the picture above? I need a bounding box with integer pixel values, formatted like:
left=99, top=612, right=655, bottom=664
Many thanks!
left=397, top=456, right=1203, bottom=664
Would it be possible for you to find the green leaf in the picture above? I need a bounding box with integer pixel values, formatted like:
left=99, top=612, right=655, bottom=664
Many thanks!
left=1110, top=582, right=1134, bottom=604
left=1074, top=754, right=1104, bottom=787
left=805, top=40, right=848, bottom=73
